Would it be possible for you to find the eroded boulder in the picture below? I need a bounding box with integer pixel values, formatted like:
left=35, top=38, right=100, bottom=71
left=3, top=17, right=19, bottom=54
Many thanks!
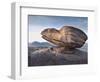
left=28, top=26, right=88, bottom=66
left=41, top=26, right=87, bottom=49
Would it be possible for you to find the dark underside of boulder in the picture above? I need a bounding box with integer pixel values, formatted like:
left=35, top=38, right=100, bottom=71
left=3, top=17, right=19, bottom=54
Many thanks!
left=28, top=48, right=88, bottom=66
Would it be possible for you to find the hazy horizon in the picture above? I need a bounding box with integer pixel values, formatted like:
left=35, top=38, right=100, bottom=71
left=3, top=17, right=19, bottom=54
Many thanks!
left=28, top=15, right=88, bottom=43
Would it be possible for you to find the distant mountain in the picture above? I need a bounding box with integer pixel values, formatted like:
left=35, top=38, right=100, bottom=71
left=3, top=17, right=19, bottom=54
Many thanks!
left=28, top=41, right=54, bottom=48
left=28, top=41, right=87, bottom=52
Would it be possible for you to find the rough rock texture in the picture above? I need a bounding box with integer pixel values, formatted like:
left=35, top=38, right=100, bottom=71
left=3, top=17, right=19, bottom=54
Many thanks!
left=28, top=26, right=88, bottom=66
left=28, top=48, right=87, bottom=66
left=41, top=26, right=87, bottom=49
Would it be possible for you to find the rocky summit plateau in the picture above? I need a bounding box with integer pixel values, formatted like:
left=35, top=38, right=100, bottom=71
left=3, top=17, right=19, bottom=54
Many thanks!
left=28, top=26, right=88, bottom=66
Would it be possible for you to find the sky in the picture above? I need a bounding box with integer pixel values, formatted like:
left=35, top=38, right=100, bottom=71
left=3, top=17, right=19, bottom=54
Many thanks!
left=28, top=15, right=88, bottom=43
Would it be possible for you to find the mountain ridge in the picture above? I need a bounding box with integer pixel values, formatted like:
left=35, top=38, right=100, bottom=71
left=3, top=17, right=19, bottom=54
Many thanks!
left=28, top=41, right=54, bottom=48
left=28, top=41, right=87, bottom=53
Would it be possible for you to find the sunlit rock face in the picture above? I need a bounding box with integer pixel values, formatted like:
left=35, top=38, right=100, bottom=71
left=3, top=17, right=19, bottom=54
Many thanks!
left=41, top=26, right=87, bottom=49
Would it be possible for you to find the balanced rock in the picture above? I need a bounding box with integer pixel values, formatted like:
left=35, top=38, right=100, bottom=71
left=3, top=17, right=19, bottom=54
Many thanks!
left=41, top=26, right=87, bottom=49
